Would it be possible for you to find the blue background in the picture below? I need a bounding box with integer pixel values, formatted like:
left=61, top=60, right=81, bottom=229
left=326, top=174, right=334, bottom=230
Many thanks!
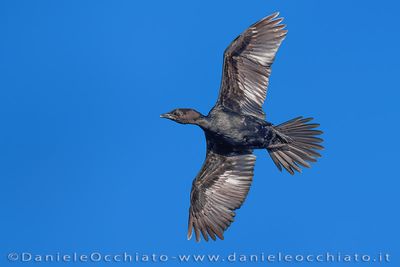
left=1, top=1, right=399, bottom=266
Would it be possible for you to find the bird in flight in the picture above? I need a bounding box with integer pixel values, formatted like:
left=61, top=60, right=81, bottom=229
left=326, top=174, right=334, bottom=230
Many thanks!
left=161, top=12, right=323, bottom=242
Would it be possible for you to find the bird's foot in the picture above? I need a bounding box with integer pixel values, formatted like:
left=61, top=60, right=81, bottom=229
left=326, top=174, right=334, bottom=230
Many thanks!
left=268, top=143, right=287, bottom=149
left=274, top=129, right=293, bottom=144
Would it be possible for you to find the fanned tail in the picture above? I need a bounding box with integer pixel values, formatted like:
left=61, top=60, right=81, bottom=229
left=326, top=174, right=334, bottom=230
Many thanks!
left=268, top=117, right=323, bottom=175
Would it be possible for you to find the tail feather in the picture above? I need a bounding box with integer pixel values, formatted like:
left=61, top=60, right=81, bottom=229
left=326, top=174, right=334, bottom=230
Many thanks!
left=268, top=117, right=323, bottom=175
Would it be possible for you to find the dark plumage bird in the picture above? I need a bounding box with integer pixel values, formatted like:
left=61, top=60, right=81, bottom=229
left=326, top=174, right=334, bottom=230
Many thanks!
left=161, top=12, right=323, bottom=242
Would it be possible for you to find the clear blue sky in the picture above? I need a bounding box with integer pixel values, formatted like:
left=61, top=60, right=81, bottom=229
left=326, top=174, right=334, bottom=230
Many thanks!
left=0, top=1, right=399, bottom=266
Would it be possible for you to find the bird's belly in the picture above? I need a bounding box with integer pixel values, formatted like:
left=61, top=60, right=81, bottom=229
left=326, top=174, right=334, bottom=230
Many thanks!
left=209, top=124, right=267, bottom=149
left=206, top=108, right=271, bottom=149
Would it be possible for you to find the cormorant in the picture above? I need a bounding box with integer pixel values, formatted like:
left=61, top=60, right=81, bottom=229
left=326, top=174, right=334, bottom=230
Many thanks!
left=161, top=12, right=323, bottom=242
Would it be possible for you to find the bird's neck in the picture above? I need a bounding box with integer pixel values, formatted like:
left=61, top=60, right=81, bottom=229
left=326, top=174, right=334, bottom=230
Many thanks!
left=193, top=115, right=209, bottom=129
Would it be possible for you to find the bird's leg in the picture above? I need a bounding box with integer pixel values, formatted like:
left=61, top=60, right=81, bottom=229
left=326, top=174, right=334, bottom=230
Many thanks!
left=267, top=128, right=293, bottom=150
left=268, top=143, right=287, bottom=149
left=274, top=129, right=294, bottom=144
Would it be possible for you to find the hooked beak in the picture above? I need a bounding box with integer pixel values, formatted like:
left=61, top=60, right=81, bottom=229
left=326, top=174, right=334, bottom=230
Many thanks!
left=160, top=112, right=174, bottom=120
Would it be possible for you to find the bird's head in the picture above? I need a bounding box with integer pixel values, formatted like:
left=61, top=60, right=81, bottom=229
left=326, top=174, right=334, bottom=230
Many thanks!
left=160, top=108, right=204, bottom=125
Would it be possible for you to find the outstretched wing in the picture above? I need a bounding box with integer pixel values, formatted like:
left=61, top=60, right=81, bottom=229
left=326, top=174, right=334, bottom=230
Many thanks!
left=216, top=12, right=287, bottom=120
left=187, top=144, right=256, bottom=242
